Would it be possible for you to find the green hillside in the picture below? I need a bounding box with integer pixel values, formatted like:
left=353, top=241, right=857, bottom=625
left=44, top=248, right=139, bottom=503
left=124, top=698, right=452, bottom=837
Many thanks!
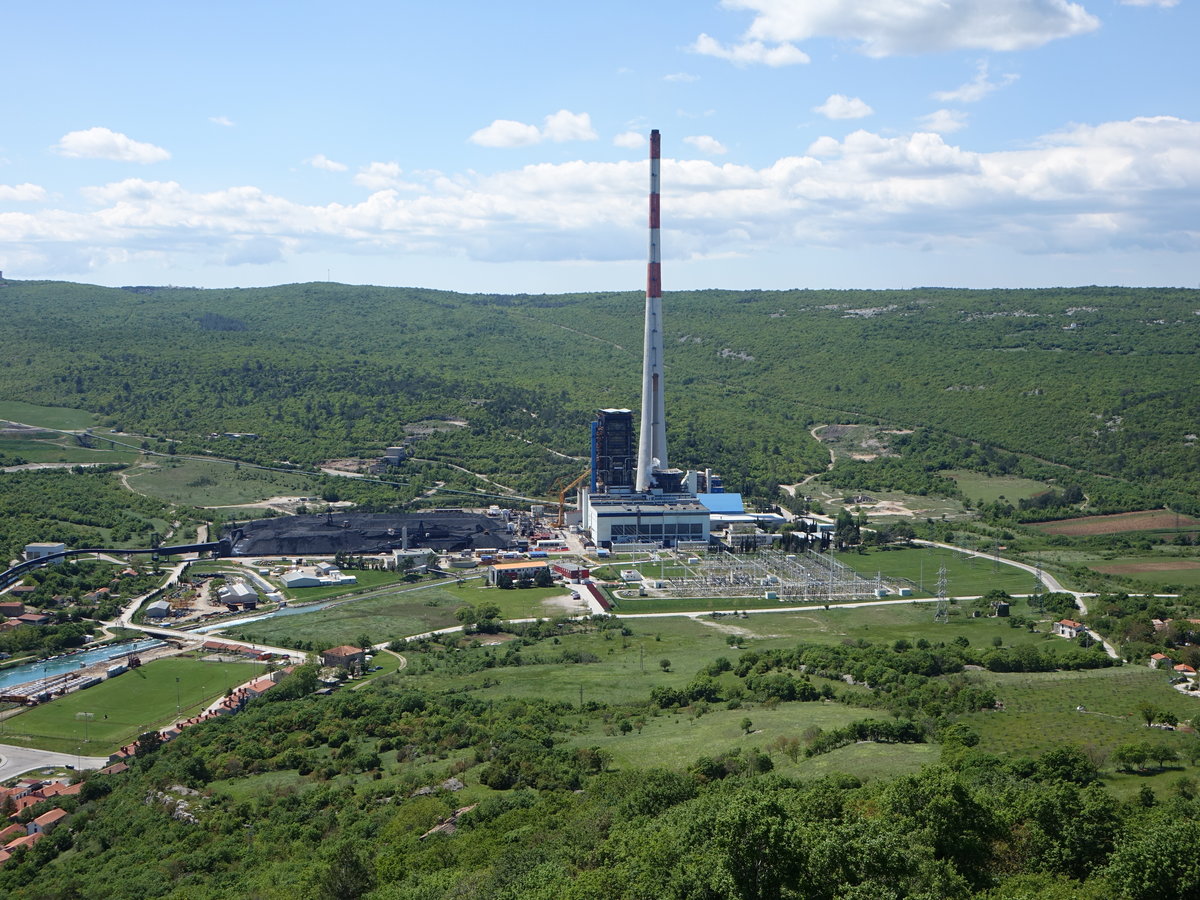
left=1, top=281, right=1197, bottom=507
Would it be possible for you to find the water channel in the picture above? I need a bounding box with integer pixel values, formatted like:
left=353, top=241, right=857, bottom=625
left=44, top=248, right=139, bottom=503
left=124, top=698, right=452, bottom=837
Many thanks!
left=0, top=639, right=164, bottom=693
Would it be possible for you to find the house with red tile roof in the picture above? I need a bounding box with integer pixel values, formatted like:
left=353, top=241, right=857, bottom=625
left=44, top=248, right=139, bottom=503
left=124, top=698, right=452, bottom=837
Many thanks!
left=28, top=808, right=67, bottom=835
left=1053, top=619, right=1086, bottom=639
left=321, top=645, right=367, bottom=669
left=1150, top=652, right=1175, bottom=669
left=5, top=832, right=42, bottom=851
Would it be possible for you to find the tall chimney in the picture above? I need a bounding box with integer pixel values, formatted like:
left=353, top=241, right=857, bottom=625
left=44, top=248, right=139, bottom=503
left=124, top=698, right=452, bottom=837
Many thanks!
left=636, top=129, right=668, bottom=492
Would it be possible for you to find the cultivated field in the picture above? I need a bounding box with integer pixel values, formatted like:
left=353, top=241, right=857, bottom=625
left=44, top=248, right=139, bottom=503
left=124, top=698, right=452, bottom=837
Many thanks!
left=1035, top=509, right=1200, bottom=536
left=1088, top=557, right=1200, bottom=587
left=0, top=656, right=264, bottom=754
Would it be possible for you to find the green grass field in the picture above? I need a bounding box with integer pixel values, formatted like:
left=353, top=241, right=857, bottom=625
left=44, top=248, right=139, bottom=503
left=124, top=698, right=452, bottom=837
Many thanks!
left=0, top=436, right=141, bottom=465
left=939, top=470, right=1051, bottom=505
left=233, top=578, right=589, bottom=649
left=0, top=656, right=266, bottom=754
left=228, top=584, right=468, bottom=649
left=567, top=700, right=881, bottom=772
left=843, top=546, right=1036, bottom=597
left=0, top=400, right=97, bottom=431
left=394, top=605, right=1064, bottom=708
left=279, top=568, right=415, bottom=602
left=961, top=666, right=1196, bottom=761
left=123, top=458, right=313, bottom=507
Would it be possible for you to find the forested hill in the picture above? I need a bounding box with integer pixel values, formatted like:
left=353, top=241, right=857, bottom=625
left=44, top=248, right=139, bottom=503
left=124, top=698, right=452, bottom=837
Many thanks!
left=1, top=280, right=1197, bottom=502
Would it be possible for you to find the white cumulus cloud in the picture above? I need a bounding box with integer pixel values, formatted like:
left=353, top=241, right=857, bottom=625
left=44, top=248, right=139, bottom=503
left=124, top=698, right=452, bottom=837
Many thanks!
left=1120, top=0, right=1178, bottom=6
left=6, top=116, right=1199, bottom=278
left=353, top=162, right=418, bottom=191
left=919, top=109, right=970, bottom=133
left=684, top=135, right=728, bottom=155
left=469, top=119, right=543, bottom=148
left=53, top=127, right=170, bottom=163
left=689, top=32, right=810, bottom=66
left=306, top=154, right=348, bottom=172
left=814, top=94, right=874, bottom=120
left=543, top=110, right=598, bottom=143
left=0, top=183, right=47, bottom=202
left=470, top=110, right=597, bottom=148
left=614, top=131, right=646, bottom=149
left=712, top=0, right=1099, bottom=57
left=209, top=116, right=235, bottom=127
left=934, top=61, right=1019, bottom=103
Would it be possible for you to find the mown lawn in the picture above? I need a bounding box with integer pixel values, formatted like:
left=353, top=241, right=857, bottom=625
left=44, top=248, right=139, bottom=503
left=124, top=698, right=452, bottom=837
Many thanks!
left=0, top=655, right=265, bottom=754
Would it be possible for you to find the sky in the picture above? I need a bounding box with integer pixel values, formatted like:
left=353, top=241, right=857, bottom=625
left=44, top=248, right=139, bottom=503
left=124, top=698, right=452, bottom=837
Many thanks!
left=1, top=0, right=1197, bottom=293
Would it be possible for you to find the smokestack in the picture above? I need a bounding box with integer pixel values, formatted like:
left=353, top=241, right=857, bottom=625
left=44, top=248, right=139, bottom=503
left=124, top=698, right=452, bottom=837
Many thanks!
left=636, top=129, right=668, bottom=492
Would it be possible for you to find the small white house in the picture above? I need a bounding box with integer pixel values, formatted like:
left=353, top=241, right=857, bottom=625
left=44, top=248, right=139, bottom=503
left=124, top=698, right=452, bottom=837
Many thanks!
left=1053, top=619, right=1086, bottom=639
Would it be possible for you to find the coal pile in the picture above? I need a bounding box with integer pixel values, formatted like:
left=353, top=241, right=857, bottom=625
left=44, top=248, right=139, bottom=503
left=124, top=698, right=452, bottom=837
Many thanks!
left=225, top=511, right=514, bottom=557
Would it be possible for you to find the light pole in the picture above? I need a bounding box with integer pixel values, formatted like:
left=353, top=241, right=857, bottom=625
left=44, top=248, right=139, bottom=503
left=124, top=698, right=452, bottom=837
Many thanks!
left=175, top=677, right=180, bottom=716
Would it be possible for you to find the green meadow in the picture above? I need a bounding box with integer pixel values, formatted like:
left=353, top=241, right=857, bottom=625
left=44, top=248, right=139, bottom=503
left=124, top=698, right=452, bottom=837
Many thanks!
left=123, top=458, right=314, bottom=507
left=939, top=469, right=1052, bottom=505
left=0, top=400, right=97, bottom=431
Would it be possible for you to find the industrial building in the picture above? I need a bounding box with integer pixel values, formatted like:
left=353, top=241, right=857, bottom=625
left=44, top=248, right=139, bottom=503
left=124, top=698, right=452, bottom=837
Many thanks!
left=577, top=131, right=718, bottom=550
left=225, top=510, right=514, bottom=557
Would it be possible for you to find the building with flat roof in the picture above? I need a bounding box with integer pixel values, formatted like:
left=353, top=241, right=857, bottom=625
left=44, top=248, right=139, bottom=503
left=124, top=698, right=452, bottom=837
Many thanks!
left=24, top=542, right=66, bottom=563
left=581, top=491, right=711, bottom=549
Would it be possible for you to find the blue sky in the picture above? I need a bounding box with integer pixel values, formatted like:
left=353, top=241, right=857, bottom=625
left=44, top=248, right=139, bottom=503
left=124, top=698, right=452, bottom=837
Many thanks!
left=1, top=0, right=1196, bottom=292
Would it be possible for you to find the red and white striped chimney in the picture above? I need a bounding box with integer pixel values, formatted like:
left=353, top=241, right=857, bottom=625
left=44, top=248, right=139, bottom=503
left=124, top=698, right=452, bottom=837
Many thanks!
left=637, top=129, right=668, bottom=492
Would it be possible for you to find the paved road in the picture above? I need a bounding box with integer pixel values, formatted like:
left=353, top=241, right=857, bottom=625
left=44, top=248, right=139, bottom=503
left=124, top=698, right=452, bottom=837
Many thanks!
left=0, top=744, right=109, bottom=781
left=910, top=540, right=1119, bottom=658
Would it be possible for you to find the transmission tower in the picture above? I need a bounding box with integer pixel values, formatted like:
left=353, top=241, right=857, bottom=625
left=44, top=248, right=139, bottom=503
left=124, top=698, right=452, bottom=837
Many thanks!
left=934, top=564, right=949, bottom=624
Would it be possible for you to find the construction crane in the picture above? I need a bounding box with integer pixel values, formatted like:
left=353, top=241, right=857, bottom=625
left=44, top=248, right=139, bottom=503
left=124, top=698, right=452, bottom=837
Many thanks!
left=555, top=469, right=591, bottom=528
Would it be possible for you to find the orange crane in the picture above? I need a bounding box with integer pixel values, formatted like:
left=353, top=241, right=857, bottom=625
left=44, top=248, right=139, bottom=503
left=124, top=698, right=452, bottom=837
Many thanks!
left=555, top=469, right=591, bottom=528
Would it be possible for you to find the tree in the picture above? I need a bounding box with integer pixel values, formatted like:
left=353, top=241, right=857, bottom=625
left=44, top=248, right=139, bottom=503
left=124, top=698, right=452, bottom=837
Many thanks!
left=659, top=658, right=671, bottom=672
left=313, top=837, right=374, bottom=900
left=740, top=717, right=753, bottom=735
left=1137, top=702, right=1158, bottom=728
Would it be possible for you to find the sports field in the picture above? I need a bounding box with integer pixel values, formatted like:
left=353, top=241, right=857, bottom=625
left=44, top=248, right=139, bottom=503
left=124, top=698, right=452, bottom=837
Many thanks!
left=0, top=655, right=265, bottom=754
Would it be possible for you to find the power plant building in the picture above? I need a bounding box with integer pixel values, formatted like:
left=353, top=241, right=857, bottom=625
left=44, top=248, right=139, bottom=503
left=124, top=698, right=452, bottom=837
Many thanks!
left=580, top=130, right=713, bottom=550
